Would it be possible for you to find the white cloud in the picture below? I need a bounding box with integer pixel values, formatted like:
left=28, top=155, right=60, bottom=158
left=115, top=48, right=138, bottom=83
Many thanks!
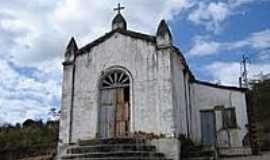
left=188, top=29, right=270, bottom=56
left=188, top=36, right=221, bottom=55
left=0, top=99, right=51, bottom=124
left=258, top=49, right=270, bottom=61
left=0, top=0, right=192, bottom=124
left=230, top=0, right=256, bottom=7
left=205, top=61, right=270, bottom=86
left=246, top=29, right=270, bottom=49
left=188, top=2, right=230, bottom=33
left=1, top=0, right=268, bottom=125
left=229, top=29, right=270, bottom=50
left=51, top=0, right=193, bottom=46
left=0, top=0, right=192, bottom=66
left=0, top=58, right=61, bottom=124
left=188, top=0, right=260, bottom=33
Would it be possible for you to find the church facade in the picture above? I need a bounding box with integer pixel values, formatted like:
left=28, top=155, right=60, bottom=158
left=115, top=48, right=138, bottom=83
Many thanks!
left=58, top=11, right=251, bottom=159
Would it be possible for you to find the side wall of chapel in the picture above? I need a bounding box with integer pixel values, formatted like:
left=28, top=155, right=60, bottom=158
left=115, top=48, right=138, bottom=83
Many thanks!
left=170, top=50, right=188, bottom=136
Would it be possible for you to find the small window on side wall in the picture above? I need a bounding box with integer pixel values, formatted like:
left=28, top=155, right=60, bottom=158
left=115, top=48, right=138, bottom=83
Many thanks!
left=223, top=108, right=237, bottom=129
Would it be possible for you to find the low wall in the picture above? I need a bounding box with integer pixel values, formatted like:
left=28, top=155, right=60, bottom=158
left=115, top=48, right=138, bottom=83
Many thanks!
left=147, top=138, right=181, bottom=160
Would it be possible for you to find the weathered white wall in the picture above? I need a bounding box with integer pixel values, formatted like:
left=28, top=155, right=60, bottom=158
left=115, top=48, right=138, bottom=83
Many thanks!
left=59, top=30, right=249, bottom=150
left=190, top=83, right=248, bottom=147
left=59, top=65, right=73, bottom=144
left=170, top=52, right=188, bottom=136
left=68, top=32, right=176, bottom=142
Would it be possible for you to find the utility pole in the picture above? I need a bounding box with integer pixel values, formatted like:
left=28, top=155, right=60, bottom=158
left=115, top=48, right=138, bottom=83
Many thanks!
left=239, top=55, right=249, bottom=88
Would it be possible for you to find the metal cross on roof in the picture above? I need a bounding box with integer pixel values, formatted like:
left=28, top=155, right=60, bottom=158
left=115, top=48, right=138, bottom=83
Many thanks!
left=114, top=3, right=125, bottom=14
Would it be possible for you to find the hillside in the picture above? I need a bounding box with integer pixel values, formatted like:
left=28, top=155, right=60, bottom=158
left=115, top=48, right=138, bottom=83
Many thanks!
left=0, top=120, right=58, bottom=160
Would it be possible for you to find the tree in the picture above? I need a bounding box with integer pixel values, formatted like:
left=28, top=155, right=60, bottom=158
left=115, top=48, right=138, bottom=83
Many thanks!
left=249, top=79, right=270, bottom=150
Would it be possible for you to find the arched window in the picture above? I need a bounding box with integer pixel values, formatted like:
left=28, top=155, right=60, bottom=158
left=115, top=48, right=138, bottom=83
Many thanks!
left=101, top=70, right=130, bottom=89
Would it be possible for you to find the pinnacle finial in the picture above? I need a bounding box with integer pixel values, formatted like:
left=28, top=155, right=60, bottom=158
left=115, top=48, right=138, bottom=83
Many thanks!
left=64, top=37, right=78, bottom=64
left=66, top=37, right=78, bottom=51
left=157, top=20, right=172, bottom=38
left=156, top=20, right=173, bottom=48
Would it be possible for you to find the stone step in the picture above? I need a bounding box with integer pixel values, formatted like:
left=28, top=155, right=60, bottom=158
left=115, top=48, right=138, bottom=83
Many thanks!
left=183, top=150, right=215, bottom=157
left=185, top=146, right=214, bottom=153
left=62, top=158, right=172, bottom=160
left=62, top=151, right=165, bottom=159
left=183, top=146, right=203, bottom=154
left=182, top=145, right=216, bottom=160
left=78, top=138, right=146, bottom=146
left=183, top=156, right=214, bottom=160
left=67, top=144, right=156, bottom=154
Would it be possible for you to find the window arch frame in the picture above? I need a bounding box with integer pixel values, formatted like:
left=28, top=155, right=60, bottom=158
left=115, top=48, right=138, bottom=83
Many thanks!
left=100, top=69, right=130, bottom=90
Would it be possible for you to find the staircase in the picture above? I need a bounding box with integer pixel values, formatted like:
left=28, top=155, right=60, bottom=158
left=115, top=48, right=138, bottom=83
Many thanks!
left=60, top=138, right=172, bottom=160
left=182, top=145, right=216, bottom=160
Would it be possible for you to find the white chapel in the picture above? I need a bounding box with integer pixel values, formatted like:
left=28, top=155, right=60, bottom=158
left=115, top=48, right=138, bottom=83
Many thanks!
left=58, top=6, right=252, bottom=160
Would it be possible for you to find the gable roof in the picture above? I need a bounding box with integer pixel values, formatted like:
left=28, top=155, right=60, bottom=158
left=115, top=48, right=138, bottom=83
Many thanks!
left=75, top=28, right=245, bottom=93
left=172, top=46, right=195, bottom=80
left=194, top=80, right=247, bottom=92
left=78, top=29, right=156, bottom=55
left=76, top=28, right=195, bottom=80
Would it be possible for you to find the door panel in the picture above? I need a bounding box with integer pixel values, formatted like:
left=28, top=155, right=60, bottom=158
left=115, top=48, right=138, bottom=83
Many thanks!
left=101, top=89, right=113, bottom=104
left=99, top=90, right=116, bottom=138
left=201, top=111, right=216, bottom=146
left=99, top=88, right=130, bottom=138
left=106, top=105, right=115, bottom=137
left=115, top=88, right=129, bottom=137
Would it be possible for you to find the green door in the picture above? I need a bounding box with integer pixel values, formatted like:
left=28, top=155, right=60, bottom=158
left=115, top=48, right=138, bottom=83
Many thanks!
left=99, top=89, right=116, bottom=138
left=201, top=111, right=216, bottom=146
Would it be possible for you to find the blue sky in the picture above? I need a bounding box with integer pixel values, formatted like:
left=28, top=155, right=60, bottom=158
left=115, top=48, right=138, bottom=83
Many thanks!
left=0, top=0, right=270, bottom=124
left=171, top=0, right=270, bottom=81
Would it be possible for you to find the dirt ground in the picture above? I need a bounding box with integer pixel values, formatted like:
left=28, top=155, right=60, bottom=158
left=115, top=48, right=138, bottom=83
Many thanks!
left=221, top=152, right=270, bottom=160
left=18, top=154, right=54, bottom=160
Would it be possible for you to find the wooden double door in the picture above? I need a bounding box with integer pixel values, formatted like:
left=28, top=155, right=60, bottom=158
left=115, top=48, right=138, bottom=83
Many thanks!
left=98, top=87, right=130, bottom=138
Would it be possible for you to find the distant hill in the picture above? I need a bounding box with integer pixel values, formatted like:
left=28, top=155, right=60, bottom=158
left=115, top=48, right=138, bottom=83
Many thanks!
left=0, top=120, right=58, bottom=160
